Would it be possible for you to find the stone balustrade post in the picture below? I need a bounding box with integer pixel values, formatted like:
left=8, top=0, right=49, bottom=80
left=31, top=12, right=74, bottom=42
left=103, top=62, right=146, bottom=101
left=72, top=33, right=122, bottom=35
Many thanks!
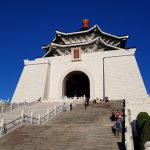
left=47, top=109, right=50, bottom=119
left=21, top=109, right=24, bottom=125
left=83, top=95, right=85, bottom=100
left=38, top=114, right=41, bottom=125
left=54, top=105, right=57, bottom=115
left=59, top=102, right=63, bottom=112
left=1, top=106, right=4, bottom=113
left=31, top=112, right=33, bottom=124
left=0, top=118, right=5, bottom=136
left=145, top=142, right=150, bottom=150
left=76, top=99, right=78, bottom=104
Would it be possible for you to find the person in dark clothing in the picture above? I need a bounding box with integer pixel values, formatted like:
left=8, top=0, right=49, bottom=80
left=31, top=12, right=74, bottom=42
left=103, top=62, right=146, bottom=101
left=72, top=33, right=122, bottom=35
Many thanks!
left=84, top=102, right=87, bottom=109
left=70, top=103, right=73, bottom=111
left=105, top=97, right=109, bottom=103
left=111, top=109, right=116, bottom=121
left=86, top=97, right=89, bottom=106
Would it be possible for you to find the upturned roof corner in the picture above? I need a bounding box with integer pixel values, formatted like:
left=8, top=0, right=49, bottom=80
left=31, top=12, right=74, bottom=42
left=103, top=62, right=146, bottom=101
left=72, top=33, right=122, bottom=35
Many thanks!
left=42, top=20, right=129, bottom=57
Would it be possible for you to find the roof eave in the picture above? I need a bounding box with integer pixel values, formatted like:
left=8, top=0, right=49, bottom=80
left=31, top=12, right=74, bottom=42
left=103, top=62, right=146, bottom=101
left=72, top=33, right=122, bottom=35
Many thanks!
left=95, top=25, right=129, bottom=39
left=50, top=37, right=122, bottom=50
left=55, top=25, right=96, bottom=36
left=55, top=25, right=129, bottom=40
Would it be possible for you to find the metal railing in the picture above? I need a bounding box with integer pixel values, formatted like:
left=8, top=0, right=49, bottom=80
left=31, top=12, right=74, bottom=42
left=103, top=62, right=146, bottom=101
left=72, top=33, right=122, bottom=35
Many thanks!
left=0, top=97, right=84, bottom=137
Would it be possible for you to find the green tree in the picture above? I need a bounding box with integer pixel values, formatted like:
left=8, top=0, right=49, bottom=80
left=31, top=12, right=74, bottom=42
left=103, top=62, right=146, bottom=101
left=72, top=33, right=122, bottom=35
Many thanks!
left=136, top=112, right=149, bottom=137
left=141, top=118, right=150, bottom=150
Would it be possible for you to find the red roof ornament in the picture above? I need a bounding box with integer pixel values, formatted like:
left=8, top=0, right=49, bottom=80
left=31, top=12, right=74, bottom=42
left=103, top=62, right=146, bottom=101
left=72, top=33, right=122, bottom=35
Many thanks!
left=82, top=19, right=90, bottom=28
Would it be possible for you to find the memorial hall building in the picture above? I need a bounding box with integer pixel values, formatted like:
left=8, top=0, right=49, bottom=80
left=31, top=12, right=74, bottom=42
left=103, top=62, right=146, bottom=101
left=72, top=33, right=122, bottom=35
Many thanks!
left=12, top=19, right=147, bottom=103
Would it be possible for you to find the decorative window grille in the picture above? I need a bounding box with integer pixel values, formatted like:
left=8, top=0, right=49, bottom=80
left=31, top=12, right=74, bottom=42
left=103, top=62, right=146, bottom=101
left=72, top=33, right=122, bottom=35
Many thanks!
left=71, top=47, right=81, bottom=61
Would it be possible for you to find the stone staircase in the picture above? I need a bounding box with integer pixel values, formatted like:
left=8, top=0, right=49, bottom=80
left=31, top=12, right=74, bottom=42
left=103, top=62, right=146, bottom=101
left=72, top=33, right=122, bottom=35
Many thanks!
left=0, top=100, right=125, bottom=150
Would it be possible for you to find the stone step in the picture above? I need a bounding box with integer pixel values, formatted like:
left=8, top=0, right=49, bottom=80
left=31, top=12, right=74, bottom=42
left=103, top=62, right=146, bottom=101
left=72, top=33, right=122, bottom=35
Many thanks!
left=0, top=100, right=125, bottom=150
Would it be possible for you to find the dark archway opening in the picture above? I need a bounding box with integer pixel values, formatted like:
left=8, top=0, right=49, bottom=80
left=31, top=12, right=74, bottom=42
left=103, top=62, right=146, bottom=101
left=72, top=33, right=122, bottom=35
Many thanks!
left=64, top=71, right=90, bottom=98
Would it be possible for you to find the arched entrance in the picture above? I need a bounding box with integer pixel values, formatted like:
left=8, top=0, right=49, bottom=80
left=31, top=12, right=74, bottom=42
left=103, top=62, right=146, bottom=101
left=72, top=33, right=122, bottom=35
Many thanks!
left=63, top=71, right=90, bottom=98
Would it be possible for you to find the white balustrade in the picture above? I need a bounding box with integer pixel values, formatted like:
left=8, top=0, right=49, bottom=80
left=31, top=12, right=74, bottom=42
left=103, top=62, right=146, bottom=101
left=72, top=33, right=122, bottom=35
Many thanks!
left=145, top=142, right=150, bottom=150
left=0, top=98, right=82, bottom=137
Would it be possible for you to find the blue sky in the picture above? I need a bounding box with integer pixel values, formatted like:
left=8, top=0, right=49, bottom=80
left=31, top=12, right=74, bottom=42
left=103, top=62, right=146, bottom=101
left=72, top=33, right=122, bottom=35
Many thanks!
left=0, top=0, right=150, bottom=100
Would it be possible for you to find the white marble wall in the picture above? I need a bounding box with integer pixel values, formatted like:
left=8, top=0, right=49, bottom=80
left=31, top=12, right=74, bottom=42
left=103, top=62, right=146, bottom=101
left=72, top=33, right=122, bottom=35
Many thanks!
left=12, top=48, right=147, bottom=103
left=126, top=97, right=150, bottom=122
left=12, top=59, right=50, bottom=103
left=48, top=51, right=103, bottom=100
left=104, top=54, right=147, bottom=99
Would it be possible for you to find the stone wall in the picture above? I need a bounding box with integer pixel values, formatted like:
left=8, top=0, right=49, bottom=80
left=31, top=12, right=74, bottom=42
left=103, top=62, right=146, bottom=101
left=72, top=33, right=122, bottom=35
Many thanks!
left=12, top=49, right=147, bottom=103
left=104, top=54, right=146, bottom=99
left=12, top=59, right=50, bottom=103
left=126, top=97, right=150, bottom=122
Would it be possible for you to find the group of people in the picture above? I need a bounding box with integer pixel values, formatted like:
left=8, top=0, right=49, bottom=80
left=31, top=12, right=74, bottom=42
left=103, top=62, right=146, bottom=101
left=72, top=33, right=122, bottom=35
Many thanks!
left=65, top=98, right=122, bottom=138
left=111, top=109, right=121, bottom=121
left=66, top=97, right=90, bottom=111
left=111, top=109, right=122, bottom=138
left=63, top=102, right=73, bottom=111
left=93, top=97, right=109, bottom=104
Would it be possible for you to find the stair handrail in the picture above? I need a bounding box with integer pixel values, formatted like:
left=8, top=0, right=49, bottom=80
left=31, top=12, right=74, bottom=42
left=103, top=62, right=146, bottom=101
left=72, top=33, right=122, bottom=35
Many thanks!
left=0, top=104, right=63, bottom=136
left=0, top=106, right=58, bottom=137
left=0, top=98, right=41, bottom=113
left=0, top=97, right=82, bottom=137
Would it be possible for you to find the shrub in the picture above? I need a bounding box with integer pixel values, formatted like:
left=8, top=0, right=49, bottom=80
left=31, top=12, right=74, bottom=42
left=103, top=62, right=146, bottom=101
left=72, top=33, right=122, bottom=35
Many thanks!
left=136, top=112, right=150, bottom=137
left=140, top=118, right=150, bottom=150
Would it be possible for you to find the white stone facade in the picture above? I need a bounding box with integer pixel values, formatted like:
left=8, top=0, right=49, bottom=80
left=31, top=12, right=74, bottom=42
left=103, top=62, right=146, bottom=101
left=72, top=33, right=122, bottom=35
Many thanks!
left=12, top=48, right=147, bottom=103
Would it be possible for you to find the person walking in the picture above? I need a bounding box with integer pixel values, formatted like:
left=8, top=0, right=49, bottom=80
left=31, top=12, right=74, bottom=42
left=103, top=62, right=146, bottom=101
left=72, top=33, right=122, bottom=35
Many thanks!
left=115, top=110, right=120, bottom=120
left=111, top=109, right=116, bottom=121
left=86, top=97, right=89, bottom=106
left=84, top=102, right=87, bottom=110
left=63, top=103, right=66, bottom=111
left=114, top=119, right=122, bottom=138
left=70, top=103, right=73, bottom=111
